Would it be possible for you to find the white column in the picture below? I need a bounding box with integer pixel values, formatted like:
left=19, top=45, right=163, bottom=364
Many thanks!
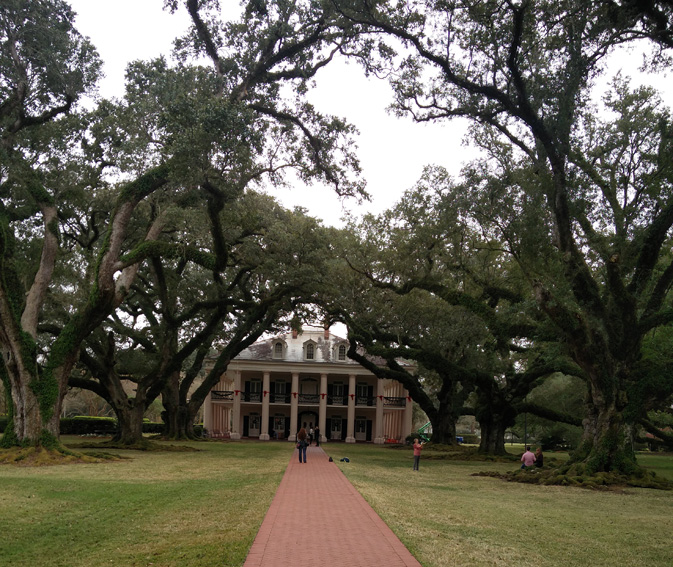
left=374, top=379, right=385, bottom=444
left=230, top=370, right=242, bottom=440
left=319, top=373, right=327, bottom=443
left=346, top=374, right=356, bottom=443
left=260, top=371, right=271, bottom=441
left=402, top=387, right=413, bottom=441
left=290, top=372, right=299, bottom=441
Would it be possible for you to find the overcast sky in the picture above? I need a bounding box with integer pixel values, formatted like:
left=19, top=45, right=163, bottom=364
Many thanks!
left=67, top=0, right=474, bottom=226
left=68, top=0, right=670, bottom=228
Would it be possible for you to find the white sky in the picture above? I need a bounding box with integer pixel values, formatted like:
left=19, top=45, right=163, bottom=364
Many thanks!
left=68, top=0, right=670, bottom=227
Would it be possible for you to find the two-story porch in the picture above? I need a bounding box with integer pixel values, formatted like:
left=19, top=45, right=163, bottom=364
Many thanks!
left=203, top=328, right=413, bottom=443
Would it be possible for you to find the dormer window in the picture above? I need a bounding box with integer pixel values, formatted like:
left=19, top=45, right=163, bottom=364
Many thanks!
left=338, top=344, right=347, bottom=361
left=273, top=342, right=284, bottom=359
left=306, top=343, right=315, bottom=360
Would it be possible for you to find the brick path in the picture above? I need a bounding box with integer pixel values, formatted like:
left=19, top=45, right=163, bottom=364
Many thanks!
left=243, top=445, right=421, bottom=567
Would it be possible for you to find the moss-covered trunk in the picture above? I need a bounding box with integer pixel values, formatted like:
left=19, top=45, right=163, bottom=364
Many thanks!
left=1, top=361, right=63, bottom=447
left=5, top=378, right=45, bottom=445
left=160, top=369, right=198, bottom=440
left=570, top=381, right=638, bottom=474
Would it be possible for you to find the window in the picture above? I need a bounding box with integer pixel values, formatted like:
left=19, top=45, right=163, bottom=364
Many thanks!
left=306, top=343, right=315, bottom=360
left=338, top=344, right=347, bottom=360
left=273, top=342, right=283, bottom=359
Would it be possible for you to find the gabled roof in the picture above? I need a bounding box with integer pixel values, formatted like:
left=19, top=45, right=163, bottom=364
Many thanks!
left=235, top=327, right=354, bottom=364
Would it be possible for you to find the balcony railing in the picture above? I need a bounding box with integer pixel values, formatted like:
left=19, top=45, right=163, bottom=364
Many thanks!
left=211, top=391, right=406, bottom=407
left=298, top=393, right=320, bottom=404
left=211, top=390, right=234, bottom=401
left=270, top=392, right=291, bottom=404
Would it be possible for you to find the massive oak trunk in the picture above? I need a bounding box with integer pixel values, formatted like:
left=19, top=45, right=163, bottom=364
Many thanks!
left=429, top=411, right=458, bottom=445
left=161, top=370, right=198, bottom=440
left=475, top=389, right=516, bottom=456
left=5, top=373, right=51, bottom=443
left=571, top=371, right=637, bottom=474
left=426, top=383, right=463, bottom=445
left=114, top=403, right=147, bottom=445
left=478, top=418, right=508, bottom=456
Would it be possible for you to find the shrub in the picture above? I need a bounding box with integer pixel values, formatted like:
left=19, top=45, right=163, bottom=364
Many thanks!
left=60, top=416, right=117, bottom=435
left=142, top=421, right=164, bottom=434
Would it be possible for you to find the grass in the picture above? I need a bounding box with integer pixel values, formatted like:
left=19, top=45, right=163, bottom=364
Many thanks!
left=323, top=444, right=673, bottom=567
left=0, top=439, right=672, bottom=567
left=0, top=438, right=291, bottom=567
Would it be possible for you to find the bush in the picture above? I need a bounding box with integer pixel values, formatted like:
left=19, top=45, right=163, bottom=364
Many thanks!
left=142, top=421, right=164, bottom=434
left=60, top=416, right=117, bottom=435
left=1, top=416, right=180, bottom=437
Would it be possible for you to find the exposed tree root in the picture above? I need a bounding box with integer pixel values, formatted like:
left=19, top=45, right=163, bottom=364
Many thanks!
left=0, top=446, right=125, bottom=466
left=473, top=467, right=673, bottom=490
left=68, top=439, right=199, bottom=452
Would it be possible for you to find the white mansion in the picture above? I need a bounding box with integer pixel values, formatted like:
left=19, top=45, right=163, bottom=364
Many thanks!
left=203, top=326, right=413, bottom=443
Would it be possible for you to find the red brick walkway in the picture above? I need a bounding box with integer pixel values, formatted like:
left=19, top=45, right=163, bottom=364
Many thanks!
left=243, top=445, right=421, bottom=567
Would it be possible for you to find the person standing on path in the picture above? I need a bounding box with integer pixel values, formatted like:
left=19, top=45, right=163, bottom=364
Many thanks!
left=297, top=427, right=308, bottom=463
left=315, top=426, right=320, bottom=447
left=412, top=438, right=424, bottom=471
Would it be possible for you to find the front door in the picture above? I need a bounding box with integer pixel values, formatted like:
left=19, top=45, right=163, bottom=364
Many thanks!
left=248, top=414, right=261, bottom=437
left=355, top=417, right=367, bottom=441
left=331, top=416, right=342, bottom=440
left=299, top=412, right=317, bottom=436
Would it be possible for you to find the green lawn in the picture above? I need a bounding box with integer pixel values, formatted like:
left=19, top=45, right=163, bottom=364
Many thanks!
left=323, top=444, right=673, bottom=567
left=0, top=438, right=291, bottom=567
left=0, top=439, right=671, bottom=567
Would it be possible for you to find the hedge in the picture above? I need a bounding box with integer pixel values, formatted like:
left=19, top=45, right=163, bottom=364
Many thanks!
left=0, top=416, right=205, bottom=437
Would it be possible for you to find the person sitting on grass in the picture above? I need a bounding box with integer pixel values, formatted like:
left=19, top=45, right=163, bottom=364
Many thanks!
left=534, top=447, right=544, bottom=468
left=521, top=446, right=536, bottom=469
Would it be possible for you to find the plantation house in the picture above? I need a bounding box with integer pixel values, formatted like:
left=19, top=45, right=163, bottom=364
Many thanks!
left=203, top=327, right=413, bottom=443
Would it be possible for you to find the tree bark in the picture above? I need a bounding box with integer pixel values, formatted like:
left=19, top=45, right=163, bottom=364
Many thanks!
left=114, top=403, right=147, bottom=445
left=571, top=378, right=637, bottom=474
left=429, top=410, right=458, bottom=445
left=475, top=389, right=516, bottom=456
left=161, top=370, right=198, bottom=440
left=478, top=415, right=509, bottom=456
